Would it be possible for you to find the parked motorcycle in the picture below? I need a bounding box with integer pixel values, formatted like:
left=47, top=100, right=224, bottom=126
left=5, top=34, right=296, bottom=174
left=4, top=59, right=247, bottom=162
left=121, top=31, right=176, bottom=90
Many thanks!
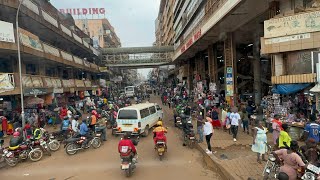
left=64, top=131, right=102, bottom=155
left=44, top=132, right=61, bottom=151
left=2, top=140, right=43, bottom=167
left=301, top=163, right=320, bottom=180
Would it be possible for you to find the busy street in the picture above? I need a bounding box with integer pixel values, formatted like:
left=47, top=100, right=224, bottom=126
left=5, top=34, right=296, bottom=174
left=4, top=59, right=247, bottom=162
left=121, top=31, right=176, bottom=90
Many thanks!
left=1, top=0, right=320, bottom=180
left=0, top=95, right=222, bottom=180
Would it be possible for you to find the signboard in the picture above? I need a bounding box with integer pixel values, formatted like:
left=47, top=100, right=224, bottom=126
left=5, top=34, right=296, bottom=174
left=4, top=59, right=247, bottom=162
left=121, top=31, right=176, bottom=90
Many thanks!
left=19, top=28, right=43, bottom=52
left=265, top=33, right=311, bottom=45
left=226, top=67, right=234, bottom=96
left=24, top=88, right=47, bottom=96
left=0, top=21, right=15, bottom=43
left=264, top=10, right=320, bottom=38
left=59, top=8, right=106, bottom=15
left=180, top=29, right=202, bottom=53
left=53, top=88, right=63, bottom=94
left=0, top=74, right=14, bottom=93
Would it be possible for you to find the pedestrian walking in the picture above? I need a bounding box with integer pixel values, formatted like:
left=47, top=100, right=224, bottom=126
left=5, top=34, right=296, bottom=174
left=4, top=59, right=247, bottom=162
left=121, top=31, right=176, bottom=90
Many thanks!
left=240, top=108, right=249, bottom=134
left=196, top=112, right=204, bottom=143
left=204, top=117, right=215, bottom=154
left=251, top=121, right=268, bottom=163
left=230, top=108, right=241, bottom=142
left=272, top=114, right=283, bottom=147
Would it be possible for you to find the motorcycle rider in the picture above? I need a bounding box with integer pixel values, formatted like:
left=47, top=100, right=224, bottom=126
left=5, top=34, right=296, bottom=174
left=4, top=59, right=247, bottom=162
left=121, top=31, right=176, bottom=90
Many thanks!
left=273, top=140, right=305, bottom=180
left=153, top=121, right=167, bottom=149
left=9, top=131, right=23, bottom=148
left=96, top=115, right=107, bottom=141
left=71, top=115, right=80, bottom=134
left=61, top=116, right=71, bottom=139
left=79, top=118, right=92, bottom=148
left=182, top=114, right=193, bottom=146
left=118, top=132, right=137, bottom=162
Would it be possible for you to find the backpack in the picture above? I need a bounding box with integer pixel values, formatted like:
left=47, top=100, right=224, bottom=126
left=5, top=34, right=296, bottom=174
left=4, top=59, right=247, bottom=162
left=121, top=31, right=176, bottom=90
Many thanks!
left=62, top=120, right=69, bottom=130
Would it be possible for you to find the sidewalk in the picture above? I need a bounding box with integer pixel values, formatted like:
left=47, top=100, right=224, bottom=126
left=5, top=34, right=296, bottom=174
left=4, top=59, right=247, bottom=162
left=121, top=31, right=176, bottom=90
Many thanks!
left=197, top=127, right=273, bottom=180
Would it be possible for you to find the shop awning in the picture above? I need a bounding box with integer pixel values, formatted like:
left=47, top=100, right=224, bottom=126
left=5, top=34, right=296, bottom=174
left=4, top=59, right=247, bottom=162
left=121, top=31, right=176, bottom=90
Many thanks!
left=271, top=83, right=311, bottom=95
left=310, top=84, right=320, bottom=92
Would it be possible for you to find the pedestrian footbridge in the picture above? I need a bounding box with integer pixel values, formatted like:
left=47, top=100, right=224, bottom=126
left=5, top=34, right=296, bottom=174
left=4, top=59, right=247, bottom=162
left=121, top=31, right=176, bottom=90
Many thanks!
left=101, top=46, right=174, bottom=68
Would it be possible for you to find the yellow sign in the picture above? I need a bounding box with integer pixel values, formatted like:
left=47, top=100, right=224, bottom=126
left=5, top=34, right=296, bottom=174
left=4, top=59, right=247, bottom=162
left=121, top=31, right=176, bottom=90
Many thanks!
left=264, top=11, right=320, bottom=38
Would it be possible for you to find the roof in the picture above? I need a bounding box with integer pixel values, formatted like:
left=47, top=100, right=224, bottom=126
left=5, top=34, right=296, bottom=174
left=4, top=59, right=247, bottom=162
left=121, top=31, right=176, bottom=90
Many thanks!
left=119, top=103, right=158, bottom=110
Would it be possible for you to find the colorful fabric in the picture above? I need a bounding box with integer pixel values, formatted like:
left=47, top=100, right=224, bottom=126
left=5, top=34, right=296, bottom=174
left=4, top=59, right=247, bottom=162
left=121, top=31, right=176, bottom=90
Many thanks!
left=251, top=127, right=268, bottom=154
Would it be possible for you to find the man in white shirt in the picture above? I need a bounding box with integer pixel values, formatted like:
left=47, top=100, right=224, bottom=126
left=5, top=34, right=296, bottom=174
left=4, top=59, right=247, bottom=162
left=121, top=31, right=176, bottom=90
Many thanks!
left=71, top=115, right=80, bottom=134
left=229, top=108, right=241, bottom=142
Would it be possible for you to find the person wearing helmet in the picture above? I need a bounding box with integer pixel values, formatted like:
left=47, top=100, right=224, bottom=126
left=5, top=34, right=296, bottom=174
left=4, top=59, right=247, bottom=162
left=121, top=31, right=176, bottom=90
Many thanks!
left=9, top=131, right=23, bottom=148
left=61, top=116, right=71, bottom=139
left=153, top=120, right=168, bottom=147
left=118, top=132, right=137, bottom=158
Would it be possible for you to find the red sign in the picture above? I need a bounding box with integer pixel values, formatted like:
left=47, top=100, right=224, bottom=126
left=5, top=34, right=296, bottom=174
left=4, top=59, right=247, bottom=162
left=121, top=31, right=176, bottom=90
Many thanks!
left=180, top=29, right=202, bottom=54
left=59, top=8, right=106, bottom=15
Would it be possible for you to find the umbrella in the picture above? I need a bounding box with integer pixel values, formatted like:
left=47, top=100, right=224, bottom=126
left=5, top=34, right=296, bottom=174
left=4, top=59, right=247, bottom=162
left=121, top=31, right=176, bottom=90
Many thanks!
left=26, top=97, right=44, bottom=105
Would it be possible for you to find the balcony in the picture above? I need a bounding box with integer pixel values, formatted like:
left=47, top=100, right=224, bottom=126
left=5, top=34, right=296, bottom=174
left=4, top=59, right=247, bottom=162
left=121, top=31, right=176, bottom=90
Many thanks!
left=0, top=73, right=97, bottom=95
left=0, top=27, right=100, bottom=73
left=0, top=0, right=100, bottom=58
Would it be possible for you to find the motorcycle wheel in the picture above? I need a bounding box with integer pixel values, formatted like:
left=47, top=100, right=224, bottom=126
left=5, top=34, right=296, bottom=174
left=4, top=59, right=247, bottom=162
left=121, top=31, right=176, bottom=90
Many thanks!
left=29, top=149, right=43, bottom=162
left=125, top=167, right=132, bottom=177
left=159, top=154, right=163, bottom=161
left=49, top=140, right=61, bottom=151
left=65, top=143, right=78, bottom=155
left=5, top=157, right=18, bottom=167
left=45, top=146, right=51, bottom=156
left=188, top=140, right=195, bottom=149
left=91, top=138, right=102, bottom=149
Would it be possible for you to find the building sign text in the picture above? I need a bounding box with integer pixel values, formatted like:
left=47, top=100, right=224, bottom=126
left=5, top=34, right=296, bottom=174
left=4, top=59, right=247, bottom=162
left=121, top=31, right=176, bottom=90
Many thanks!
left=59, top=8, right=106, bottom=15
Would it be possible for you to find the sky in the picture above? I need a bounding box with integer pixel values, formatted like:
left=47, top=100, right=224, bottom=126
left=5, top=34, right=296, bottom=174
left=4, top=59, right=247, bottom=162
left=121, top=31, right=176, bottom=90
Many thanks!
left=50, top=0, right=161, bottom=78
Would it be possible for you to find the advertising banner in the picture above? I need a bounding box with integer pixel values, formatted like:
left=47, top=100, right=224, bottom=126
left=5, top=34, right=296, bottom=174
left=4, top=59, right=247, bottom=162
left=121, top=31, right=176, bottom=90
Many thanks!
left=264, top=11, right=320, bottom=38
left=0, top=74, right=14, bottom=93
left=0, top=21, right=15, bottom=43
left=226, top=67, right=234, bottom=96
left=19, top=28, right=43, bottom=52
left=24, top=88, right=47, bottom=96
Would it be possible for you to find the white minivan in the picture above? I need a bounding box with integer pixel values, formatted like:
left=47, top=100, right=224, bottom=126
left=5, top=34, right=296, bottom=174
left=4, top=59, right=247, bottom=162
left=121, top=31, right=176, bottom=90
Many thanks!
left=125, top=86, right=135, bottom=97
left=115, top=103, right=163, bottom=136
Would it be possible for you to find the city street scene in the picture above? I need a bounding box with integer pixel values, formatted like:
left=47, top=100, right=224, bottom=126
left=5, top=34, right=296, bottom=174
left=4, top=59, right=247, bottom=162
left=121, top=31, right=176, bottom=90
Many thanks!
left=1, top=0, right=320, bottom=180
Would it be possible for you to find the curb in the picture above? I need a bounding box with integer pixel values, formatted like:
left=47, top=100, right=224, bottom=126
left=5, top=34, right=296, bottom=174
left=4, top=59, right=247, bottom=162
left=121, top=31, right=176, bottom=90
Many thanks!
left=195, top=143, right=241, bottom=180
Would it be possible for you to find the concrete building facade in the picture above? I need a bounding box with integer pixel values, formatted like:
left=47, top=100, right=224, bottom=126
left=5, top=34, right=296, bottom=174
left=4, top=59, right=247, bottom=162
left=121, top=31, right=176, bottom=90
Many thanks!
left=155, top=0, right=175, bottom=46
left=0, top=0, right=105, bottom=107
left=75, top=19, right=121, bottom=48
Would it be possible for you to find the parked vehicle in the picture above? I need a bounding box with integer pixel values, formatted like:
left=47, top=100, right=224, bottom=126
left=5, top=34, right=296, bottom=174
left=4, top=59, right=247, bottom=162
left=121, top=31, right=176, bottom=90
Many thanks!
left=64, top=131, right=102, bottom=155
left=2, top=140, right=43, bottom=167
left=262, top=144, right=280, bottom=180
left=301, top=163, right=320, bottom=180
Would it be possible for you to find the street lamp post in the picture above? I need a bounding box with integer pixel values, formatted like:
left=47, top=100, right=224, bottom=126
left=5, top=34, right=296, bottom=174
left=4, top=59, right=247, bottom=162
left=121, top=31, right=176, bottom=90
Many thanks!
left=16, top=0, right=25, bottom=127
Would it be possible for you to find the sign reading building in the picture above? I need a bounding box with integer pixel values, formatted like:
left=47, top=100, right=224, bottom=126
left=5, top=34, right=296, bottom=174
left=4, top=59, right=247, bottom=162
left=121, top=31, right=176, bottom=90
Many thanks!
left=264, top=10, right=320, bottom=38
left=59, top=8, right=106, bottom=15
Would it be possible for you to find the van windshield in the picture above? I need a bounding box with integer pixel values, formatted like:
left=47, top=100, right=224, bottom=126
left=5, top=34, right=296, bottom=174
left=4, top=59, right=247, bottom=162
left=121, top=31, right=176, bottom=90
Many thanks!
left=118, top=110, right=138, bottom=119
left=125, top=87, right=134, bottom=91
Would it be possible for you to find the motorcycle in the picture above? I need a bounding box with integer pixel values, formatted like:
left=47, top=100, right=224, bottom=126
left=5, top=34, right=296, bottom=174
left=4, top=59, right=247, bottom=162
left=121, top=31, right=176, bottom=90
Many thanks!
left=155, top=140, right=166, bottom=161
left=120, top=136, right=138, bottom=177
left=184, top=118, right=196, bottom=149
left=2, top=140, right=43, bottom=167
left=175, top=116, right=183, bottom=128
left=262, top=148, right=280, bottom=180
left=43, top=132, right=61, bottom=151
left=28, top=137, right=51, bottom=156
left=64, top=131, right=102, bottom=155
left=301, top=163, right=320, bottom=180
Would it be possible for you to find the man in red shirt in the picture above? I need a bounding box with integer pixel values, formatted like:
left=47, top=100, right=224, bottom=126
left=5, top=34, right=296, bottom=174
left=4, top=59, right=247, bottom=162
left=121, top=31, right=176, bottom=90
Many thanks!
left=118, top=133, right=137, bottom=156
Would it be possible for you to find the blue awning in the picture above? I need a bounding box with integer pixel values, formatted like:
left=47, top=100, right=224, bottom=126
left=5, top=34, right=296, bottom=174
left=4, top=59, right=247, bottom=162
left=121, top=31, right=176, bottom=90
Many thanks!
left=271, top=83, right=311, bottom=95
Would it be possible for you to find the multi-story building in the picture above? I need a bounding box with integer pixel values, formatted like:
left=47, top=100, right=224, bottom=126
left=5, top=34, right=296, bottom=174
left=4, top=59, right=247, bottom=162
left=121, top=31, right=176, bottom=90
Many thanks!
left=155, top=0, right=175, bottom=46
left=261, top=0, right=320, bottom=91
left=157, top=0, right=276, bottom=105
left=0, top=0, right=104, bottom=110
left=75, top=19, right=121, bottom=48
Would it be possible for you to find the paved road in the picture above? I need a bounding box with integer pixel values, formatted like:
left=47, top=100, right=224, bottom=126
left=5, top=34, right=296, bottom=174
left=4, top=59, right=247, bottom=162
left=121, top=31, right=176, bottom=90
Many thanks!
left=0, top=96, right=222, bottom=180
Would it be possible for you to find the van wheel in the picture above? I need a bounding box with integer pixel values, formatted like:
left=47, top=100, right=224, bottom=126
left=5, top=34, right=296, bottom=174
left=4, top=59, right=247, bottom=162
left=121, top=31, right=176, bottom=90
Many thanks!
left=142, top=126, right=149, bottom=137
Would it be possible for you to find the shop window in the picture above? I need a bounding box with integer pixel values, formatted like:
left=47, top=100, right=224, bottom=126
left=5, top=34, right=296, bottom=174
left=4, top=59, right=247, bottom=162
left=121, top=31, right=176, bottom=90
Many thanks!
left=26, top=64, right=37, bottom=75
left=0, top=59, right=13, bottom=73
left=45, top=67, right=55, bottom=77
left=62, top=70, right=69, bottom=79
